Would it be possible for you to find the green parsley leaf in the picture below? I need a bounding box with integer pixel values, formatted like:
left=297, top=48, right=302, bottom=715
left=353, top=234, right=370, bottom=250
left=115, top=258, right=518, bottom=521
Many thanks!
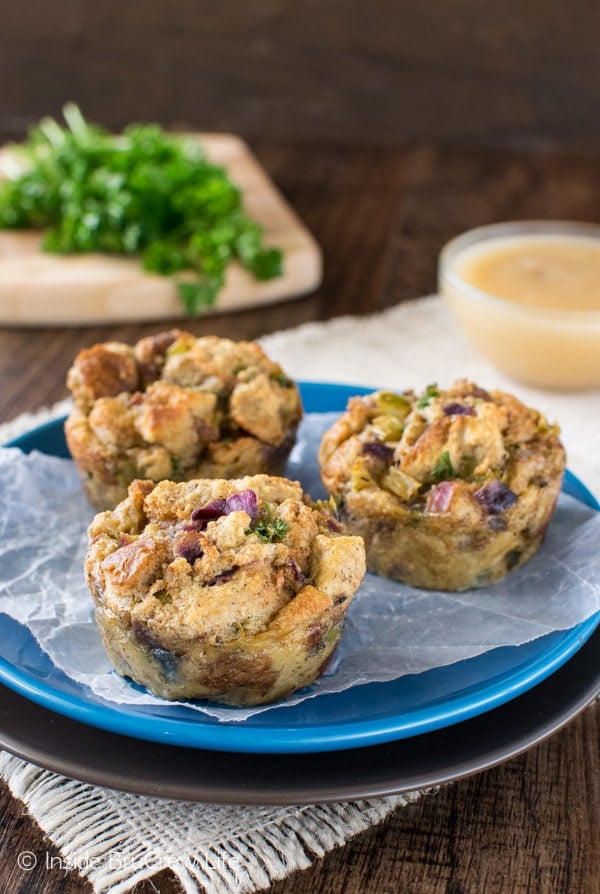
left=417, top=384, right=439, bottom=409
left=431, top=450, right=455, bottom=482
left=0, top=104, right=283, bottom=315
left=176, top=278, right=222, bottom=316
left=247, top=503, right=290, bottom=543
left=250, top=247, right=283, bottom=280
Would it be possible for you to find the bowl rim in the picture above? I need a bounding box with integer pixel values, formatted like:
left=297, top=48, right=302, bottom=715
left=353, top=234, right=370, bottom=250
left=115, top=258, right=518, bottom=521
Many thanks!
left=438, top=219, right=600, bottom=322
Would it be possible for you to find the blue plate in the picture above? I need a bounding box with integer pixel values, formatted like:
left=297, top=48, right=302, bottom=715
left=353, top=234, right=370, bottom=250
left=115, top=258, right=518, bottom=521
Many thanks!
left=3, top=381, right=599, bottom=755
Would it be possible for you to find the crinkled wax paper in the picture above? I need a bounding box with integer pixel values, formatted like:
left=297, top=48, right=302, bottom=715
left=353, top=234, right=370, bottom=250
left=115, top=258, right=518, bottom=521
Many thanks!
left=0, top=413, right=599, bottom=722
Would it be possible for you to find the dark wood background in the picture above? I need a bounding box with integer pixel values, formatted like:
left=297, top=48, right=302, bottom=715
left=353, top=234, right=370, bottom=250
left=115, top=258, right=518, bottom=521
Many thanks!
left=2, top=0, right=600, bottom=149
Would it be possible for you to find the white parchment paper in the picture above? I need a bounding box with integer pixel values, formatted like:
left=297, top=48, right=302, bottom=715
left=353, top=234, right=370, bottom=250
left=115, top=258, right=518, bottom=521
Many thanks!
left=0, top=412, right=599, bottom=722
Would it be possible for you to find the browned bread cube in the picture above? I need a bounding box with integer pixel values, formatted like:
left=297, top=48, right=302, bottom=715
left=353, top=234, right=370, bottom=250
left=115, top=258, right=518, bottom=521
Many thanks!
left=65, top=330, right=303, bottom=509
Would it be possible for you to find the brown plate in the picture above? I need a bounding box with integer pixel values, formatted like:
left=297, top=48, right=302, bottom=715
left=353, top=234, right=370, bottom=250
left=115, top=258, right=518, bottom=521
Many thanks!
left=0, top=622, right=598, bottom=805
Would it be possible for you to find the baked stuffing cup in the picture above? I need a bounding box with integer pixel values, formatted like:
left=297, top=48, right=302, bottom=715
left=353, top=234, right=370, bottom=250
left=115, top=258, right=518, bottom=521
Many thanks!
left=318, top=380, right=566, bottom=591
left=65, top=330, right=303, bottom=509
left=85, top=474, right=366, bottom=706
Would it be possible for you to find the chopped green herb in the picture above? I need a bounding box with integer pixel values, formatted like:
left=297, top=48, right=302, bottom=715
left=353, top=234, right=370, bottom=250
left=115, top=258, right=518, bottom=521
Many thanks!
left=250, top=247, right=283, bottom=281
left=247, top=503, right=289, bottom=543
left=0, top=104, right=283, bottom=315
left=431, top=450, right=455, bottom=482
left=417, top=384, right=439, bottom=409
left=176, top=278, right=222, bottom=316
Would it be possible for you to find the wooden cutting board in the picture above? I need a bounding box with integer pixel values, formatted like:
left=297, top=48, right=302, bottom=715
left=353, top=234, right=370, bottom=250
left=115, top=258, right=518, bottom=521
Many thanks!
left=0, top=134, right=322, bottom=326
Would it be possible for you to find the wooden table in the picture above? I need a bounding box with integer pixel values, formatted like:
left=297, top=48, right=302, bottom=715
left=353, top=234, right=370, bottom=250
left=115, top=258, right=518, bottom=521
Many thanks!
left=0, top=141, right=598, bottom=893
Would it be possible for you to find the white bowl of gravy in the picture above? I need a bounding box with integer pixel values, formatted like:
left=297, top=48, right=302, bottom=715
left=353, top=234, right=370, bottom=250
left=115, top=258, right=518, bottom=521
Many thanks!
left=439, top=220, right=600, bottom=389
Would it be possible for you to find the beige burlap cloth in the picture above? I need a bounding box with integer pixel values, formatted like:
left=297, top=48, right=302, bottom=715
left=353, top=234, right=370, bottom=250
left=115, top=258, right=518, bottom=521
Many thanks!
left=1, top=295, right=598, bottom=893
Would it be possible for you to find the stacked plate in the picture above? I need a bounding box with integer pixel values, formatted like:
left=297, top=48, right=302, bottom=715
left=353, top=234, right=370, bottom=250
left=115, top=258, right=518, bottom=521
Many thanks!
left=2, top=383, right=599, bottom=804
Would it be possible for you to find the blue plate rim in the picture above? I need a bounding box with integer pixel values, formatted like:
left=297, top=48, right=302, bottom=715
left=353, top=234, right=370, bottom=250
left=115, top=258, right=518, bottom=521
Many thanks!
left=2, top=380, right=599, bottom=755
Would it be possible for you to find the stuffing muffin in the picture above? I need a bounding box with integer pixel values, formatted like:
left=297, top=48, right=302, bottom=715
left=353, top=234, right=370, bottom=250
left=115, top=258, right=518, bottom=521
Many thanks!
left=65, top=330, right=303, bottom=509
left=85, top=474, right=366, bottom=706
left=318, top=380, right=566, bottom=591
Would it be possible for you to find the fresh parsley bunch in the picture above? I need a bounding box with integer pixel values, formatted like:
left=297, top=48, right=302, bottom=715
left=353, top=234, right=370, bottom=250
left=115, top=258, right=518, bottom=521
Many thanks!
left=0, top=104, right=283, bottom=314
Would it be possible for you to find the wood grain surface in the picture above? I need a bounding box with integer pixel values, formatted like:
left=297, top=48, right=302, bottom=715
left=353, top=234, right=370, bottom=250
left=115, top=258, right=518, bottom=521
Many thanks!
left=0, top=139, right=599, bottom=893
left=2, top=1, right=600, bottom=150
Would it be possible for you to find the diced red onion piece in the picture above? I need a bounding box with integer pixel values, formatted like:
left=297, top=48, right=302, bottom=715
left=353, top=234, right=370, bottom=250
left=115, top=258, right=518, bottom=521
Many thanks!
left=206, top=567, right=237, bottom=587
left=362, top=441, right=395, bottom=462
left=288, top=558, right=308, bottom=582
left=427, top=480, right=457, bottom=512
left=443, top=402, right=475, bottom=417
left=191, top=499, right=227, bottom=522
left=173, top=530, right=204, bottom=564
left=474, top=479, right=518, bottom=514
left=224, top=489, right=259, bottom=522
left=190, top=489, right=259, bottom=525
